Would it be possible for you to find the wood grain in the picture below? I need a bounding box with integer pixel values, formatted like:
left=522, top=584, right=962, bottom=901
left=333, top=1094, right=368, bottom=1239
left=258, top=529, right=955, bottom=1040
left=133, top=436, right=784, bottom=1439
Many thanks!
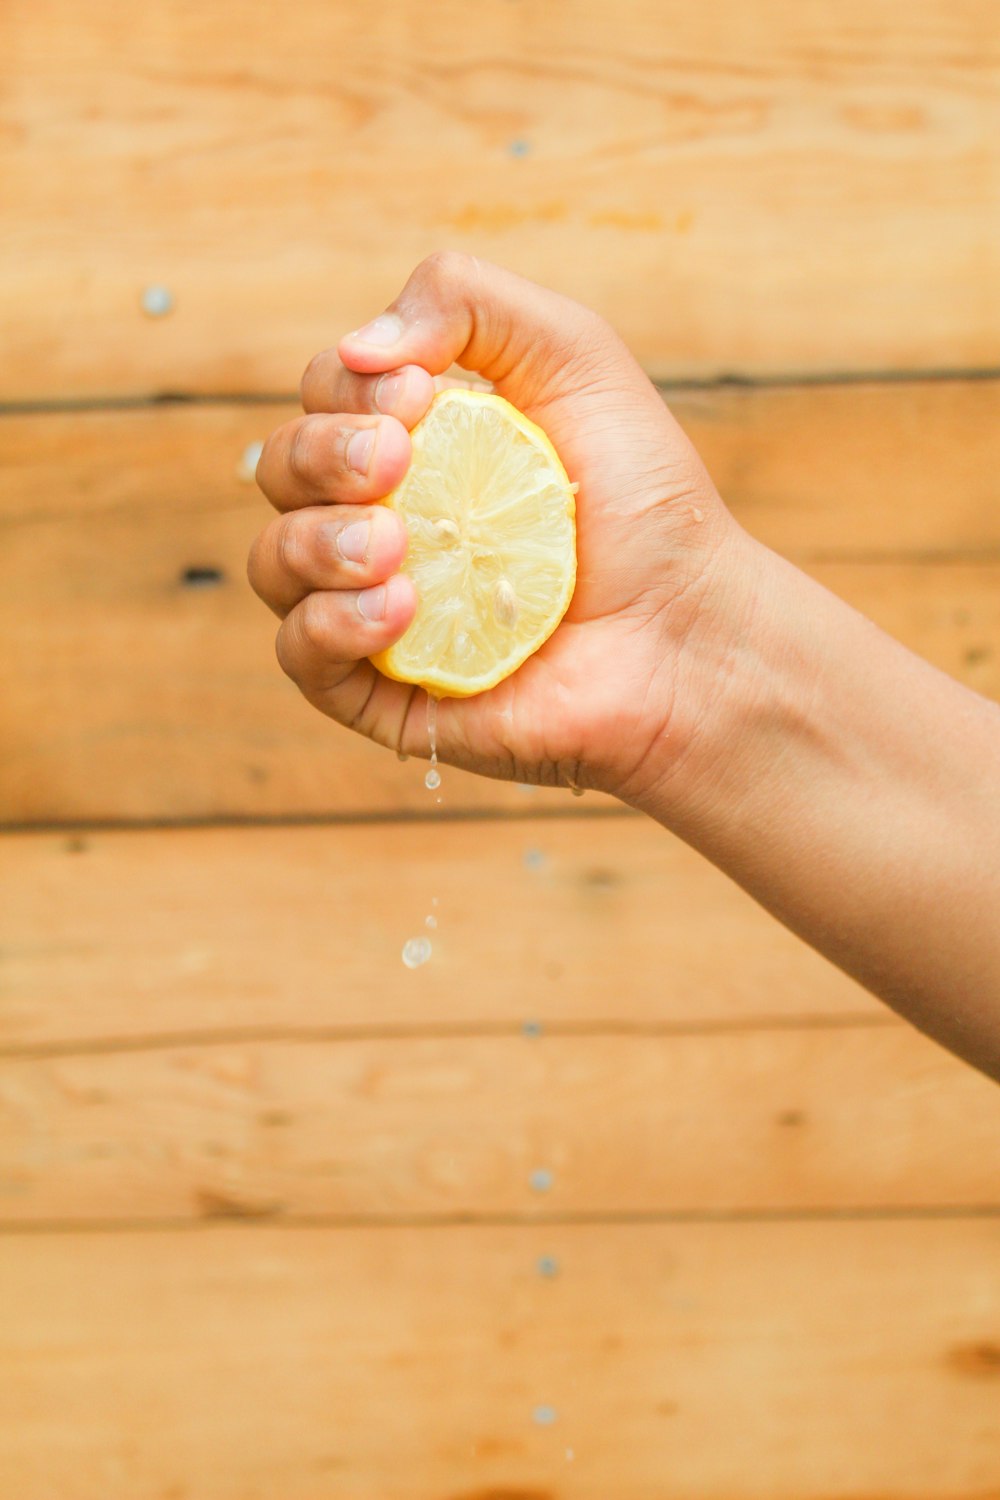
left=675, top=377, right=1000, bottom=558
left=0, top=818, right=882, bottom=1051
left=2, top=386, right=998, bottom=824
left=2, top=1028, right=998, bottom=1224
left=3, top=1, right=1000, bottom=399
left=1, top=1221, right=997, bottom=1498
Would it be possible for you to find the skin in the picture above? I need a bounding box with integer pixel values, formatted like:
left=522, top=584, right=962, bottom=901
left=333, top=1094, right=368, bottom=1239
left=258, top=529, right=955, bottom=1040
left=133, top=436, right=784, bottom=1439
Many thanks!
left=249, top=252, right=1000, bottom=1081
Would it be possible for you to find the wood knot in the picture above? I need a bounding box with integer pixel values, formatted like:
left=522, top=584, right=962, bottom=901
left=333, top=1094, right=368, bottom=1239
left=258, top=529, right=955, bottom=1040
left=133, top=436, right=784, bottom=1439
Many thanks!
left=448, top=1492, right=553, bottom=1500
left=949, top=1340, right=1000, bottom=1378
left=194, top=1187, right=281, bottom=1220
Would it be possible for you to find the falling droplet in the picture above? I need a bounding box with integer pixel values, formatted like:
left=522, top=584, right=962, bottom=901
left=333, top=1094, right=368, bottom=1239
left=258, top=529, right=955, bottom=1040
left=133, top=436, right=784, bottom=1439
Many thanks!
left=402, top=936, right=433, bottom=969
left=571, top=785, right=585, bottom=798
left=425, top=695, right=440, bottom=793
left=397, top=750, right=409, bottom=762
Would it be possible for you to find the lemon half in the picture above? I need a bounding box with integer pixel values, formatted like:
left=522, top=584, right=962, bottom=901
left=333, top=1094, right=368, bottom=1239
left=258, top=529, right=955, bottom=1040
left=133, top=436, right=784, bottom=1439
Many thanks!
left=372, top=389, right=577, bottom=698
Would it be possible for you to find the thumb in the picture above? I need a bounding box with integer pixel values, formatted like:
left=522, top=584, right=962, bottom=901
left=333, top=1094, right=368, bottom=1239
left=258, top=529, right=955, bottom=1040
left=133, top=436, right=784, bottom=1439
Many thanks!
left=337, top=251, right=633, bottom=415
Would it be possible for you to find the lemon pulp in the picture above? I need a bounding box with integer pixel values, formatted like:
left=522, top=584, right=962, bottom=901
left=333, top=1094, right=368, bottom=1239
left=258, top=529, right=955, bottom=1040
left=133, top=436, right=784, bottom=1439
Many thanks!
left=371, top=389, right=577, bottom=698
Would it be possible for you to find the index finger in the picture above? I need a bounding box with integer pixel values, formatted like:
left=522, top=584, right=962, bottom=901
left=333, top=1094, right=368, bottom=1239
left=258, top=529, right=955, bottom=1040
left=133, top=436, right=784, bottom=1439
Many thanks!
left=300, top=358, right=435, bottom=426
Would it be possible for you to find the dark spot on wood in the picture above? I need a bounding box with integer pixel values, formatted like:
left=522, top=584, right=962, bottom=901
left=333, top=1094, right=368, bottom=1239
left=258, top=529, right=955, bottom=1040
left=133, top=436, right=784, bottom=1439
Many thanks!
left=602, top=1333, right=623, bottom=1352
left=656, top=1399, right=680, bottom=1417
left=447, top=1492, right=552, bottom=1500
left=544, top=961, right=563, bottom=980
left=64, top=836, right=89, bottom=854
left=469, top=1436, right=524, bottom=1459
left=949, top=1340, right=1000, bottom=1378
left=776, top=1108, right=806, bottom=1127
left=194, top=1187, right=281, bottom=1220
left=247, top=764, right=269, bottom=783
left=582, top=866, right=618, bottom=889
left=180, top=565, right=225, bottom=588
left=964, top=644, right=992, bottom=667
left=315, top=1455, right=346, bottom=1473
left=259, top=1109, right=293, bottom=1128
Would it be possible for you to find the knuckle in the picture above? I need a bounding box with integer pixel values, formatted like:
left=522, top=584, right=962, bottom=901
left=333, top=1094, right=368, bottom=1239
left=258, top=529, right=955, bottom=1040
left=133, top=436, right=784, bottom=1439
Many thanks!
left=248, top=531, right=271, bottom=594
left=274, top=620, right=298, bottom=681
left=297, top=591, right=337, bottom=656
left=275, top=512, right=307, bottom=581
left=417, top=248, right=477, bottom=294
left=246, top=532, right=266, bottom=597
left=298, top=350, right=328, bottom=406
left=288, top=414, right=326, bottom=484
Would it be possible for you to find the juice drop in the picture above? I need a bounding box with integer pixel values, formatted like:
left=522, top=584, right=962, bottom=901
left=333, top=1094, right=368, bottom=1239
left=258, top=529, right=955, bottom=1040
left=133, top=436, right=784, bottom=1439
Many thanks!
left=401, top=703, right=443, bottom=968
left=425, top=694, right=440, bottom=794
left=402, top=936, right=433, bottom=969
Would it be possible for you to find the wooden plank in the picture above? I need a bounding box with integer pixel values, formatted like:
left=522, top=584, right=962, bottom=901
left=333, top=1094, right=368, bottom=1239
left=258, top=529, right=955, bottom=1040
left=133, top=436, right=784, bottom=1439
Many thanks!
left=0, top=402, right=599, bottom=823
left=2, top=387, right=998, bottom=823
left=674, top=377, right=1000, bottom=558
left=0, top=819, right=883, bottom=1051
left=3, top=1, right=1000, bottom=399
left=2, top=1028, right=998, bottom=1224
left=1, top=1221, right=997, bottom=1497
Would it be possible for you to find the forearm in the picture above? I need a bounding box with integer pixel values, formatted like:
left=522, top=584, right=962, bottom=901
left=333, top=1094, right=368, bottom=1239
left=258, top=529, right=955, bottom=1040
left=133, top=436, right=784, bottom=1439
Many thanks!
left=631, top=532, right=1000, bottom=1079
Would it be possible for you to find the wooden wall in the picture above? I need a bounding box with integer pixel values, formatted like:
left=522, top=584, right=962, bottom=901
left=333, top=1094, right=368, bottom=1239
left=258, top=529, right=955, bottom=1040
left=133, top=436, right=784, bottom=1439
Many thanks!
left=2, top=3, right=999, bottom=1496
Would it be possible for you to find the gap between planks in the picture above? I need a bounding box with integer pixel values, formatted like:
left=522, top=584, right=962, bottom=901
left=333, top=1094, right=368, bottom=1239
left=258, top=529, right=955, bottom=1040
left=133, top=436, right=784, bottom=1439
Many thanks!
left=0, top=1011, right=901, bottom=1062
left=4, top=1205, right=999, bottom=1237
left=0, top=804, right=635, bottom=838
left=2, top=364, right=1000, bottom=417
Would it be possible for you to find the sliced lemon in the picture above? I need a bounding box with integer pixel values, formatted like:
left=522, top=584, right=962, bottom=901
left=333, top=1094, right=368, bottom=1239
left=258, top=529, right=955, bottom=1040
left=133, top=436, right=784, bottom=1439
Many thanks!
left=371, top=389, right=577, bottom=698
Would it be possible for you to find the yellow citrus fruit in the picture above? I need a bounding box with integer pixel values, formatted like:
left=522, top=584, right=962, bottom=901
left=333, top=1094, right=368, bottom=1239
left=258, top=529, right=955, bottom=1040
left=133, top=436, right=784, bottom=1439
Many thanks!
left=371, top=388, right=577, bottom=698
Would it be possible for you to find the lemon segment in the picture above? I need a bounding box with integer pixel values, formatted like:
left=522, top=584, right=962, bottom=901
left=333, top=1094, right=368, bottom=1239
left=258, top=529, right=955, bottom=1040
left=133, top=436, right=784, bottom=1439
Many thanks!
left=371, top=389, right=577, bottom=698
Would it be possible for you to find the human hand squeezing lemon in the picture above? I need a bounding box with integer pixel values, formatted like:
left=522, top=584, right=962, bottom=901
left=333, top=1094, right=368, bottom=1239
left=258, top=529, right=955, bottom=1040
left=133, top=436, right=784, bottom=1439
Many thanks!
left=249, top=251, right=1000, bottom=1079
left=248, top=251, right=742, bottom=804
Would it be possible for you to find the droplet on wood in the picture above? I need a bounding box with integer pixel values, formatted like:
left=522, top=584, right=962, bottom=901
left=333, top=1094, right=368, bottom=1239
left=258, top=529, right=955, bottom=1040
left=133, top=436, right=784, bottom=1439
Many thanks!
left=494, top=577, right=519, bottom=627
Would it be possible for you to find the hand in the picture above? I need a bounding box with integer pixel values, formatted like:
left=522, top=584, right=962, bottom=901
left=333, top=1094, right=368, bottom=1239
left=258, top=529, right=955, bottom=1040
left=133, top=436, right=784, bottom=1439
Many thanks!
left=248, top=252, right=751, bottom=799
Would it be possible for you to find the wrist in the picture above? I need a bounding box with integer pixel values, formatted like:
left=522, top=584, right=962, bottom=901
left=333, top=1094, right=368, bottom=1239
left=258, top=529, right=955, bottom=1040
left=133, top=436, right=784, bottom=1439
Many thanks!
left=614, top=523, right=785, bottom=825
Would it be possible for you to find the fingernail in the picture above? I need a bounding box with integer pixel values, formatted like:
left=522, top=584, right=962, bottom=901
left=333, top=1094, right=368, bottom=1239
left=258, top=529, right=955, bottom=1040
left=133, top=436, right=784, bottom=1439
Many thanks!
left=375, top=372, right=405, bottom=411
left=336, top=520, right=369, bottom=564
left=350, top=313, right=402, bottom=346
left=346, top=427, right=375, bottom=474
left=357, top=584, right=386, bottom=622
